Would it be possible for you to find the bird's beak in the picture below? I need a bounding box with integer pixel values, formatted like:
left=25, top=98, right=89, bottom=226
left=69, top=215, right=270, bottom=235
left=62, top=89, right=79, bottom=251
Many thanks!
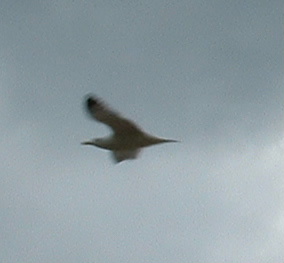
left=81, top=141, right=92, bottom=145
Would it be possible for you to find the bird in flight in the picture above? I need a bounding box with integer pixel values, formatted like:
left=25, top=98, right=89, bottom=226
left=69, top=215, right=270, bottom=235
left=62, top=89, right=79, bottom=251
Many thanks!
left=81, top=95, right=178, bottom=163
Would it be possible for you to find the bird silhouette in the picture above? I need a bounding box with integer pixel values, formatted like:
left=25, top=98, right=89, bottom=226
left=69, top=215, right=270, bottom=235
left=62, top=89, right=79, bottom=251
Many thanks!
left=82, top=95, right=178, bottom=163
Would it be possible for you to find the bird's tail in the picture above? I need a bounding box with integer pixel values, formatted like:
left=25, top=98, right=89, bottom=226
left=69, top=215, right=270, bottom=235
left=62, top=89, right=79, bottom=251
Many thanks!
left=145, top=135, right=179, bottom=146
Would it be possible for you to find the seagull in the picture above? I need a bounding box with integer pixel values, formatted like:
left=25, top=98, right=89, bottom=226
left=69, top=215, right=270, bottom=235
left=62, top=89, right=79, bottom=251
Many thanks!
left=81, top=95, right=178, bottom=163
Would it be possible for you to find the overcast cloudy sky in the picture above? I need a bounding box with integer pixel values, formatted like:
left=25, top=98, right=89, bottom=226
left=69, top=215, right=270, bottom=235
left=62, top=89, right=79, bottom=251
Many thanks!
left=0, top=0, right=283, bottom=262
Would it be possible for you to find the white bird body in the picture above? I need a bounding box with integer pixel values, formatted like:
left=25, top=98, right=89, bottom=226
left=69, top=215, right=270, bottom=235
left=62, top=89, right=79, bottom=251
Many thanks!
left=82, top=95, right=177, bottom=163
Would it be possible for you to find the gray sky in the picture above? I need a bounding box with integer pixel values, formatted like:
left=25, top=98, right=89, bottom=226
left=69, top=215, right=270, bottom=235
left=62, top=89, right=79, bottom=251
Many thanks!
left=0, top=0, right=283, bottom=262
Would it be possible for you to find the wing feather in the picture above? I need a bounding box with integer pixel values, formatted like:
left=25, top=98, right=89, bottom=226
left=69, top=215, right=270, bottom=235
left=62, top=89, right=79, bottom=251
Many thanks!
left=85, top=95, right=142, bottom=135
left=111, top=149, right=141, bottom=163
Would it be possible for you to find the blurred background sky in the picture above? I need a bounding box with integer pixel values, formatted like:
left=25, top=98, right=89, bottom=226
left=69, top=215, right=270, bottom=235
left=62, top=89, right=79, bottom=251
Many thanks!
left=0, top=0, right=283, bottom=262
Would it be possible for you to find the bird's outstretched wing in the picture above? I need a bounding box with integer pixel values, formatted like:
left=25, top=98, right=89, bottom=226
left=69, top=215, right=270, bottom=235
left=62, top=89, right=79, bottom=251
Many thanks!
left=111, top=149, right=141, bottom=163
left=85, top=95, right=143, bottom=135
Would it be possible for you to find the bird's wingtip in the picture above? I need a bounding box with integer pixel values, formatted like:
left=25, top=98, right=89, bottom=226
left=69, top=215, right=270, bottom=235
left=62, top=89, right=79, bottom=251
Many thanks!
left=84, top=94, right=103, bottom=115
left=84, top=93, right=97, bottom=103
